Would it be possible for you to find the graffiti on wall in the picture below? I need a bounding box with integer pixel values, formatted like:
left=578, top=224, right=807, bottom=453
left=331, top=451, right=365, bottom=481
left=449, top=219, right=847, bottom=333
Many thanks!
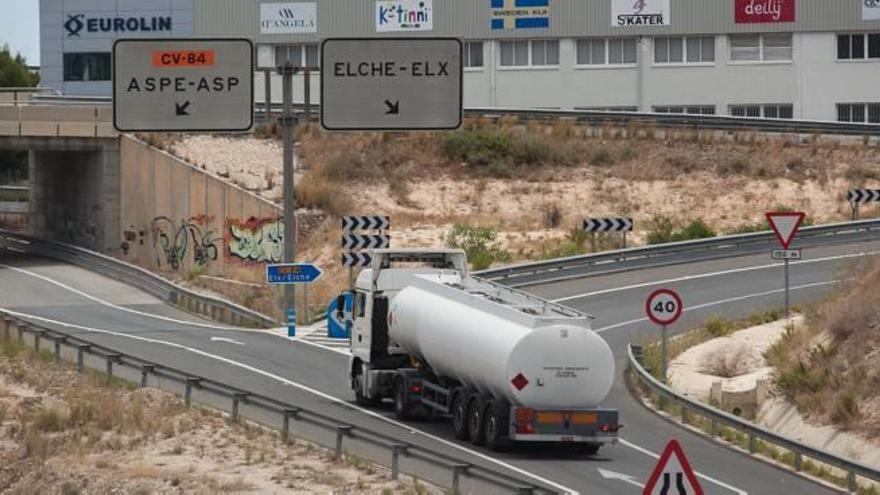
left=226, top=217, right=284, bottom=264
left=151, top=216, right=220, bottom=270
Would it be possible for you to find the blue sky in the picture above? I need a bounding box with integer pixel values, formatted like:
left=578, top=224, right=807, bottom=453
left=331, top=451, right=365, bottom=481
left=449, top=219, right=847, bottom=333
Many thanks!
left=0, top=0, right=40, bottom=64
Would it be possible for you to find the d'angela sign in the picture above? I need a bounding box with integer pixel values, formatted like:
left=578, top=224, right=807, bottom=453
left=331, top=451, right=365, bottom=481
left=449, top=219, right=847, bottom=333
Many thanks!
left=612, top=0, right=670, bottom=27
left=376, top=0, right=433, bottom=32
left=261, top=2, right=317, bottom=34
left=866, top=0, right=880, bottom=20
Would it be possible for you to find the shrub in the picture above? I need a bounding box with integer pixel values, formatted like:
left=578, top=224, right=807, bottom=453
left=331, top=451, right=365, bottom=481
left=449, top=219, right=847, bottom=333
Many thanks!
left=295, top=175, right=353, bottom=216
left=34, top=407, right=68, bottom=432
left=320, top=151, right=380, bottom=183
left=484, top=161, right=516, bottom=179
left=441, top=130, right=512, bottom=166
left=445, top=224, right=511, bottom=270
left=541, top=203, right=563, bottom=228
left=704, top=315, right=734, bottom=337
left=647, top=216, right=716, bottom=245
left=591, top=146, right=614, bottom=166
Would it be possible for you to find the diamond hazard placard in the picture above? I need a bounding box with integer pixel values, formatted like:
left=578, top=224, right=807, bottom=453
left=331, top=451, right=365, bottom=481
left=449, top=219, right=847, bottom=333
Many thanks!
left=511, top=373, right=529, bottom=391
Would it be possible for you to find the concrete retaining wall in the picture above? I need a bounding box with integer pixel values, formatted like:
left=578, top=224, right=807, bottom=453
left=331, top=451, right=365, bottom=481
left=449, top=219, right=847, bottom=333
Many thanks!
left=118, top=136, right=283, bottom=286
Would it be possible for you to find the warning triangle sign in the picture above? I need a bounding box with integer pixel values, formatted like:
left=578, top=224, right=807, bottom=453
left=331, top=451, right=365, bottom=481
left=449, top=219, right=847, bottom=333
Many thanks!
left=766, top=212, right=805, bottom=250
left=643, top=439, right=703, bottom=495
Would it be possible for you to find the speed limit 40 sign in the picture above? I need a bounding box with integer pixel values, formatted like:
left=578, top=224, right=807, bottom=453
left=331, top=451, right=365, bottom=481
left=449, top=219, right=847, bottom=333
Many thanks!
left=646, top=289, right=683, bottom=326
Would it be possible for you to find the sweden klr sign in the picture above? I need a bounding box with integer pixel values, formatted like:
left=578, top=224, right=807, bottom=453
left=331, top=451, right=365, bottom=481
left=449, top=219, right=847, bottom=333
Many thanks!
left=113, top=38, right=254, bottom=132
left=321, top=38, right=463, bottom=131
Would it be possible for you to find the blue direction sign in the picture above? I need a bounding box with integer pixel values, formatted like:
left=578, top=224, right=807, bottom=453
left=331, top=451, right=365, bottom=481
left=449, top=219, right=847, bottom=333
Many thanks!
left=267, top=263, right=323, bottom=285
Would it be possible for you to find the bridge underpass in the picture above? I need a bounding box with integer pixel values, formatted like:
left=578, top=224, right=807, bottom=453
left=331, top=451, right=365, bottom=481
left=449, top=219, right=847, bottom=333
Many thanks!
left=0, top=135, right=120, bottom=253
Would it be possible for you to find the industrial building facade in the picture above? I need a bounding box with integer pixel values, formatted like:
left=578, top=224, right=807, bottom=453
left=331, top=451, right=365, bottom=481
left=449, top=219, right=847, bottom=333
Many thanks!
left=40, top=0, right=880, bottom=123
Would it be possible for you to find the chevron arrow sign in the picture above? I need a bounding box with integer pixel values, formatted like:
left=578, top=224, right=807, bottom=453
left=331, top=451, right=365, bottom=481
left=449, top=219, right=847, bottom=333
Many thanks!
left=342, top=216, right=390, bottom=232
left=341, top=234, right=390, bottom=250
left=847, top=189, right=880, bottom=205
left=583, top=218, right=634, bottom=233
left=342, top=252, right=372, bottom=268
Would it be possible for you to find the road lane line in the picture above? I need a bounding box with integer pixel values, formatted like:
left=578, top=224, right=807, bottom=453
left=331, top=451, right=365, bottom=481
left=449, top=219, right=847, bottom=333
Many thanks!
left=0, top=262, right=240, bottom=330
left=0, top=308, right=578, bottom=495
left=619, top=439, right=747, bottom=495
left=0, top=262, right=359, bottom=357
left=593, top=280, right=838, bottom=334
left=552, top=250, right=877, bottom=303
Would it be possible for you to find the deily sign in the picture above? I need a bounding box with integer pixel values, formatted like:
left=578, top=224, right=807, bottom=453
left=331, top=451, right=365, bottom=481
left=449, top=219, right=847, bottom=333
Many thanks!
left=321, top=38, right=463, bottom=131
left=113, top=38, right=254, bottom=132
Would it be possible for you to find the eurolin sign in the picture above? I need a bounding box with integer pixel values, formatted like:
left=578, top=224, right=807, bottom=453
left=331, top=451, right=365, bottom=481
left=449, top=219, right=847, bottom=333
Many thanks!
left=735, top=0, right=795, bottom=23
left=65, top=14, right=172, bottom=37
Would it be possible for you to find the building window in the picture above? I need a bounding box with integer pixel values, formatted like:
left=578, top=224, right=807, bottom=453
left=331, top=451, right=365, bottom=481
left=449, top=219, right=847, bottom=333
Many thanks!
left=63, top=53, right=111, bottom=82
left=500, top=40, right=559, bottom=67
left=655, top=36, right=715, bottom=64
left=837, top=34, right=880, bottom=60
left=730, top=104, right=794, bottom=119
left=274, top=44, right=319, bottom=67
left=464, top=41, right=484, bottom=68
left=729, top=34, right=792, bottom=62
left=653, top=105, right=716, bottom=115
left=577, top=38, right=637, bottom=65
left=837, top=103, right=880, bottom=123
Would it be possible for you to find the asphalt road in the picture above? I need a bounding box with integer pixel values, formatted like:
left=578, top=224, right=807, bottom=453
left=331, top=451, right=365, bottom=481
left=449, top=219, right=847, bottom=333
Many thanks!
left=2, top=238, right=876, bottom=494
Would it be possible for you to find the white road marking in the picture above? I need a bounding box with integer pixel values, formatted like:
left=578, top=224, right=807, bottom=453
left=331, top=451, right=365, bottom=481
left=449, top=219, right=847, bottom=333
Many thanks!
left=0, top=262, right=239, bottom=330
left=619, top=439, right=748, bottom=495
left=0, top=262, right=353, bottom=356
left=552, top=250, right=877, bottom=303
left=597, top=468, right=645, bottom=488
left=210, top=337, right=245, bottom=346
left=593, top=280, right=838, bottom=334
left=0, top=308, right=577, bottom=495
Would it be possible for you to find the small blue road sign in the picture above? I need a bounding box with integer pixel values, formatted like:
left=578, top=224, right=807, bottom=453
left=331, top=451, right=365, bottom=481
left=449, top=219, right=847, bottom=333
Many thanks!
left=286, top=308, right=296, bottom=338
left=267, top=263, right=324, bottom=285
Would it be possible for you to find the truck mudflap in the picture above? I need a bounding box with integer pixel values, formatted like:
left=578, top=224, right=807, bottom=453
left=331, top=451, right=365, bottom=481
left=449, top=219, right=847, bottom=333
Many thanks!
left=509, top=407, right=621, bottom=443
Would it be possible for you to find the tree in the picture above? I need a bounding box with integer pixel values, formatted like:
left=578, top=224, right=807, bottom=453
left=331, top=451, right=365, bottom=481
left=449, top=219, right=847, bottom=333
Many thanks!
left=0, top=44, right=39, bottom=88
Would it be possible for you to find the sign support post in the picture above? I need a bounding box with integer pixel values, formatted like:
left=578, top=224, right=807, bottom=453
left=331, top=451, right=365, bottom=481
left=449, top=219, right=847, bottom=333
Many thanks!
left=279, top=61, right=299, bottom=338
left=784, top=257, right=790, bottom=321
left=661, top=324, right=668, bottom=382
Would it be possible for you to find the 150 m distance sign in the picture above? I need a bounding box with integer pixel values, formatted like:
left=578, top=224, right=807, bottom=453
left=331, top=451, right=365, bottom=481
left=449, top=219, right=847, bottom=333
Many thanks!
left=113, top=38, right=254, bottom=132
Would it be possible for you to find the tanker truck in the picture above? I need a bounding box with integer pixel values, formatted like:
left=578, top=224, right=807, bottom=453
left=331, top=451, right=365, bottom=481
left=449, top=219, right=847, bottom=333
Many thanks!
left=338, top=249, right=620, bottom=452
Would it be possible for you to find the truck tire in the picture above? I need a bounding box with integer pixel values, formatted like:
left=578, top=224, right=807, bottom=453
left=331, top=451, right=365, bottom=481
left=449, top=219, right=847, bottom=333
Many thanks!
left=467, top=394, right=486, bottom=446
left=484, top=400, right=511, bottom=452
left=353, top=370, right=382, bottom=408
left=451, top=392, right=469, bottom=440
left=394, top=378, right=415, bottom=420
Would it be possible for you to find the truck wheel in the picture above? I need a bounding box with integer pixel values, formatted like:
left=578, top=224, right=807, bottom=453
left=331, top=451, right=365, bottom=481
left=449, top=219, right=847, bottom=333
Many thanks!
left=484, top=400, right=511, bottom=452
left=394, top=379, right=414, bottom=420
left=353, top=372, right=380, bottom=408
left=467, top=395, right=486, bottom=446
left=451, top=393, right=469, bottom=440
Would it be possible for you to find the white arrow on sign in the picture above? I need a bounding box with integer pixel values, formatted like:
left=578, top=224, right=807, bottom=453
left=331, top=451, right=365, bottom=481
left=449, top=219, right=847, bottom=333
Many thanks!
left=211, top=336, right=245, bottom=346
left=597, top=468, right=646, bottom=488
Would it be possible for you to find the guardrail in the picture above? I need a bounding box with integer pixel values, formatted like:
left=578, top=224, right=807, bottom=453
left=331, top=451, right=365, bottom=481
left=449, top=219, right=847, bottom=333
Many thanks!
left=476, top=219, right=880, bottom=287
left=0, top=315, right=546, bottom=495
left=5, top=94, right=880, bottom=137
left=0, top=229, right=277, bottom=328
left=627, top=344, right=880, bottom=493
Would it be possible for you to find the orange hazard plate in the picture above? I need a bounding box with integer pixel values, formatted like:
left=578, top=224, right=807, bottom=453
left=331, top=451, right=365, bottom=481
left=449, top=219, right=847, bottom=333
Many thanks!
left=536, top=412, right=598, bottom=425
left=152, top=50, right=215, bottom=67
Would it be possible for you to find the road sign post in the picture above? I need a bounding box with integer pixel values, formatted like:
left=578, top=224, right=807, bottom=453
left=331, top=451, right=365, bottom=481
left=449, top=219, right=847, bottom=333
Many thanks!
left=646, top=289, right=683, bottom=383
left=321, top=38, right=463, bottom=131
left=278, top=61, right=300, bottom=337
left=113, top=38, right=254, bottom=132
left=767, top=212, right=805, bottom=324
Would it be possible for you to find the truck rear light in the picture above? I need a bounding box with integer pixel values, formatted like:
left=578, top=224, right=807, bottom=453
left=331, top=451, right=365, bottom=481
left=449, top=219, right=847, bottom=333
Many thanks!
left=515, top=422, right=535, bottom=434
left=515, top=408, right=535, bottom=424
left=600, top=423, right=622, bottom=433
left=409, top=385, right=422, bottom=393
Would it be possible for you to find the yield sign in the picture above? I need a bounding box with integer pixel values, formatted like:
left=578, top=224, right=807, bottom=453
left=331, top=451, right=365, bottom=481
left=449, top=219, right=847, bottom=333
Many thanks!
left=644, top=439, right=703, bottom=495
left=766, top=212, right=806, bottom=249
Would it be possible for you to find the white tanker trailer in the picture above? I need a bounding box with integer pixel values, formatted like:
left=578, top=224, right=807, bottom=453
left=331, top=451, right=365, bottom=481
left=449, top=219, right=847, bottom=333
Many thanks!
left=339, top=249, right=620, bottom=452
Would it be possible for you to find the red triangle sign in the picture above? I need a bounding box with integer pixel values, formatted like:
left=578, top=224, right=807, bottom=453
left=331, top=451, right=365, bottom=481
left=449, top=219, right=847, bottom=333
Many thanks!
left=766, top=212, right=805, bottom=250
left=643, top=439, right=704, bottom=495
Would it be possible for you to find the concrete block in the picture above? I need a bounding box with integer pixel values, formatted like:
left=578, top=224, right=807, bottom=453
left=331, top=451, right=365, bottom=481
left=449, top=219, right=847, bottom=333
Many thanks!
left=0, top=93, right=15, bottom=104
left=58, top=106, right=97, bottom=122
left=0, top=122, right=19, bottom=136
left=20, top=122, right=58, bottom=137
left=0, top=105, right=20, bottom=120
left=59, top=122, right=96, bottom=137
left=96, top=123, right=119, bottom=138
left=20, top=106, right=57, bottom=122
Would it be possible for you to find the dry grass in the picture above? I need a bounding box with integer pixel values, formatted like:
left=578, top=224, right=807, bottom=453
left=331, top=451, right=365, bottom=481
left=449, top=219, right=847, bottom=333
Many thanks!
left=699, top=344, right=751, bottom=378
left=766, top=257, right=880, bottom=434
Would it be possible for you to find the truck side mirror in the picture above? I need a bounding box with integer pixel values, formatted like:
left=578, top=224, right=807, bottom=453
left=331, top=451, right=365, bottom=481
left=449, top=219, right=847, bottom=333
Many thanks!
left=336, top=294, right=345, bottom=320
